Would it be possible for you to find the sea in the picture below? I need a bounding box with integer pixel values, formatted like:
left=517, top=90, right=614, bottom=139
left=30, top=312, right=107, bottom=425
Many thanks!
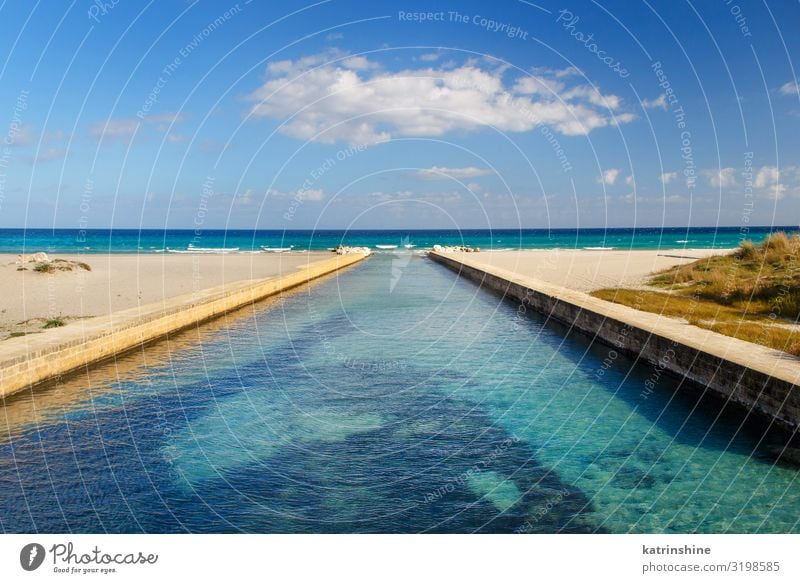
left=1, top=226, right=799, bottom=533
left=0, top=225, right=795, bottom=254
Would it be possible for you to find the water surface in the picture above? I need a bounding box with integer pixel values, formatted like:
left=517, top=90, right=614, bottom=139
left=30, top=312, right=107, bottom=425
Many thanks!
left=1, top=255, right=798, bottom=533
left=0, top=226, right=794, bottom=254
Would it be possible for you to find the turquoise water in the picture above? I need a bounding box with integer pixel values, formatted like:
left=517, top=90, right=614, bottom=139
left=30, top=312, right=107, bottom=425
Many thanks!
left=0, top=254, right=798, bottom=533
left=0, top=226, right=795, bottom=254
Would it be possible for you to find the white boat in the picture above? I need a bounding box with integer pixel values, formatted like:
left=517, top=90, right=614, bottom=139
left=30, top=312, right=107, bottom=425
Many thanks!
left=375, top=244, right=398, bottom=249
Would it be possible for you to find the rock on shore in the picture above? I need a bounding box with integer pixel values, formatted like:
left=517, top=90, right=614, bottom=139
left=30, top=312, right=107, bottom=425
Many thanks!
left=430, top=245, right=480, bottom=254
left=334, top=246, right=372, bottom=256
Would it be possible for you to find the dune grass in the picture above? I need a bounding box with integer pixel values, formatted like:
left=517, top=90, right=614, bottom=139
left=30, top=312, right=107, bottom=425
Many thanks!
left=591, top=232, right=800, bottom=356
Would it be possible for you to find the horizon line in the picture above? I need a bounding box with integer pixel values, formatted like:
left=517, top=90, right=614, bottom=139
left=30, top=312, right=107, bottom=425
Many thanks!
left=0, top=225, right=797, bottom=232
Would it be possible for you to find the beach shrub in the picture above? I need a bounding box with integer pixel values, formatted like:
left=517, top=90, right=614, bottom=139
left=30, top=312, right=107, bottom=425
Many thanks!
left=43, top=317, right=65, bottom=329
left=77, top=262, right=92, bottom=271
left=33, top=262, right=55, bottom=273
left=734, top=240, right=758, bottom=261
left=763, top=231, right=791, bottom=253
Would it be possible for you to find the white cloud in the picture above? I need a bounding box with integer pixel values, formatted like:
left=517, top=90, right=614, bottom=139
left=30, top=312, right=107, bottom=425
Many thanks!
left=89, top=112, right=184, bottom=143
left=754, top=165, right=787, bottom=200
left=89, top=119, right=141, bottom=142
left=235, top=188, right=254, bottom=205
left=598, top=168, right=620, bottom=185
left=297, top=188, right=325, bottom=201
left=147, top=112, right=185, bottom=125
left=246, top=53, right=633, bottom=145
left=43, top=129, right=65, bottom=143
left=466, top=182, right=482, bottom=193
left=704, top=167, right=736, bottom=188
left=642, top=94, right=668, bottom=110
left=625, top=175, right=635, bottom=186
left=419, top=52, right=440, bottom=62
left=267, top=187, right=325, bottom=201
left=6, top=123, right=36, bottom=147
left=660, top=171, right=677, bottom=184
left=31, top=147, right=67, bottom=163
left=779, top=81, right=799, bottom=96
left=413, top=166, right=492, bottom=180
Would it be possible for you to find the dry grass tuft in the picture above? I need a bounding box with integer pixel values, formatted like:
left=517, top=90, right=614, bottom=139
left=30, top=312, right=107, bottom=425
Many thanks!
left=593, top=231, right=800, bottom=356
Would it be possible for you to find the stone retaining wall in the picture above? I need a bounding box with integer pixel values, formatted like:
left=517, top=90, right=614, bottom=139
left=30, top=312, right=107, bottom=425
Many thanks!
left=429, top=251, right=800, bottom=432
left=0, top=253, right=366, bottom=398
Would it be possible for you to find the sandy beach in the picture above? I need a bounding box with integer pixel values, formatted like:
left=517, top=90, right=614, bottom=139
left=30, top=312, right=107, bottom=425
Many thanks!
left=446, top=248, right=729, bottom=292
left=0, top=252, right=331, bottom=338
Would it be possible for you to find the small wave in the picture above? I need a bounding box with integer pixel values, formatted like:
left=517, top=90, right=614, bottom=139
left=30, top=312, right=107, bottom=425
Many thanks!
left=168, top=247, right=240, bottom=254
left=583, top=246, right=615, bottom=250
left=675, top=239, right=695, bottom=243
left=375, top=244, right=398, bottom=249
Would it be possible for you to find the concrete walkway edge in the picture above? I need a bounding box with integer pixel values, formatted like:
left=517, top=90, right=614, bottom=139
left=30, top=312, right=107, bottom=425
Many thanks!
left=0, top=253, right=367, bottom=399
left=429, top=251, right=800, bottom=432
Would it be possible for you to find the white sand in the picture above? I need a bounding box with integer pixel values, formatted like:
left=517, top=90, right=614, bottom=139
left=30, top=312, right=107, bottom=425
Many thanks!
left=447, top=248, right=730, bottom=292
left=0, top=252, right=331, bottom=337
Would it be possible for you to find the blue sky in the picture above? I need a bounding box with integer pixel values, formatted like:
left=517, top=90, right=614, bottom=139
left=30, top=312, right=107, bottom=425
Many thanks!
left=0, top=0, right=798, bottom=229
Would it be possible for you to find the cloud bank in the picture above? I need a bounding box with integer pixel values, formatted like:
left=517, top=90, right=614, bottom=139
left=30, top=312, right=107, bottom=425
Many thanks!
left=246, top=53, right=634, bottom=145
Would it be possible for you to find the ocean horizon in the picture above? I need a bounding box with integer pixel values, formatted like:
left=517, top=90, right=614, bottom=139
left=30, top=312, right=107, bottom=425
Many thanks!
left=0, top=226, right=795, bottom=254
left=2, top=0, right=800, bottom=573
